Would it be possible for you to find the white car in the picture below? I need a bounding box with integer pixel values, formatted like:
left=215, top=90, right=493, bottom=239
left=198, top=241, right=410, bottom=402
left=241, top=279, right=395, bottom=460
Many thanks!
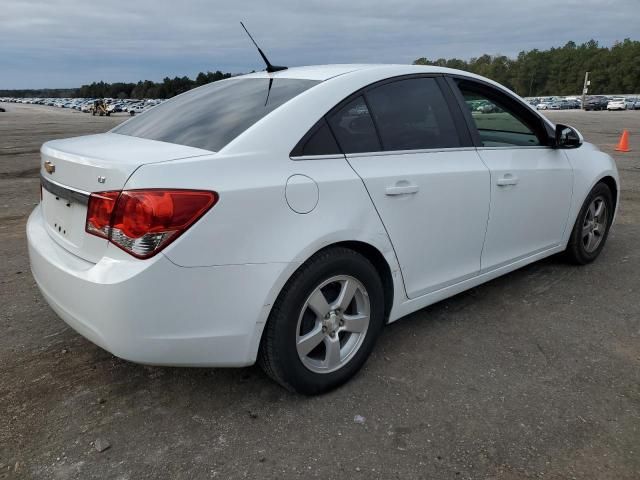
left=127, top=103, right=147, bottom=115
left=607, top=98, right=627, bottom=110
left=28, top=64, right=619, bottom=394
left=536, top=101, right=551, bottom=110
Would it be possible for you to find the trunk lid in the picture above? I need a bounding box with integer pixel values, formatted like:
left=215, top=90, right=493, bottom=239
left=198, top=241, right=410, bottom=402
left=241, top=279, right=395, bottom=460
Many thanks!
left=39, top=133, right=212, bottom=263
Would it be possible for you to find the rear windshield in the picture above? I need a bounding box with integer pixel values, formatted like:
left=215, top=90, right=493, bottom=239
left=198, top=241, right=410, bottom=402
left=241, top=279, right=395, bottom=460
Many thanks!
left=112, top=78, right=320, bottom=152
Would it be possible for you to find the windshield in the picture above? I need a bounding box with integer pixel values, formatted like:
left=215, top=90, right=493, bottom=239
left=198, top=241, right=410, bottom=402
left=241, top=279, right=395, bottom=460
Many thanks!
left=112, top=78, right=320, bottom=152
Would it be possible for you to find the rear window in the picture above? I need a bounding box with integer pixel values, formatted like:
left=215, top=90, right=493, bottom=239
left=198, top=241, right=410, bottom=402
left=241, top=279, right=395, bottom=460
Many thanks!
left=112, top=78, right=320, bottom=152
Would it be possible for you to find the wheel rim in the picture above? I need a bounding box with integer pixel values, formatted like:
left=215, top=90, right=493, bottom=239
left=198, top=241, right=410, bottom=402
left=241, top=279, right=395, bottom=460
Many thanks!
left=295, top=275, right=370, bottom=374
left=582, top=195, right=608, bottom=253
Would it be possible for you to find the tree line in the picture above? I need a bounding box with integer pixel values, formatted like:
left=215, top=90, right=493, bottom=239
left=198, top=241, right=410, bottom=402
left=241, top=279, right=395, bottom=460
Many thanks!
left=414, top=39, right=640, bottom=96
left=0, top=70, right=233, bottom=99
left=2, top=39, right=639, bottom=99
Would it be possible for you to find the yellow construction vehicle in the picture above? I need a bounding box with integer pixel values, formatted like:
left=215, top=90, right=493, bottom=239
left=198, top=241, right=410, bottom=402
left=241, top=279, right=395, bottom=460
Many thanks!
left=90, top=99, right=110, bottom=116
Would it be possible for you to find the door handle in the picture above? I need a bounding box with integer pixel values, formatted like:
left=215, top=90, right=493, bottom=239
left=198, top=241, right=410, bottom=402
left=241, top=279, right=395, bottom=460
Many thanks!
left=385, top=183, right=419, bottom=196
left=497, top=174, right=519, bottom=186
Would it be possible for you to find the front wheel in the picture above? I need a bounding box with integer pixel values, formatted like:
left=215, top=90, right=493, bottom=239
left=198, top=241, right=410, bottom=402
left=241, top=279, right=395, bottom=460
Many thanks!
left=259, top=247, right=385, bottom=395
left=565, top=182, right=614, bottom=264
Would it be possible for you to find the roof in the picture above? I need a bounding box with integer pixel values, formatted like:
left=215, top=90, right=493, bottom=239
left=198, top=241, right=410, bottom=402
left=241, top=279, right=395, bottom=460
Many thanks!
left=241, top=64, right=456, bottom=81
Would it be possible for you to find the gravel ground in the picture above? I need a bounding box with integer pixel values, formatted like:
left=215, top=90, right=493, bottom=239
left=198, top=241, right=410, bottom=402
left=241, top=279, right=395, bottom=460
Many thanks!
left=1, top=103, right=639, bottom=479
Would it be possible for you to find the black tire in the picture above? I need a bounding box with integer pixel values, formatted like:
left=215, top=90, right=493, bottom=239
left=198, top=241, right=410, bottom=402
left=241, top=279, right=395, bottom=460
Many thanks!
left=258, top=247, right=385, bottom=395
left=565, top=182, right=614, bottom=264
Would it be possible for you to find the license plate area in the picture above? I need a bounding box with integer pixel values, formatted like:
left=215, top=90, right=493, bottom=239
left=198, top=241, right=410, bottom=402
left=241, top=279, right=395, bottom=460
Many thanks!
left=42, top=187, right=87, bottom=248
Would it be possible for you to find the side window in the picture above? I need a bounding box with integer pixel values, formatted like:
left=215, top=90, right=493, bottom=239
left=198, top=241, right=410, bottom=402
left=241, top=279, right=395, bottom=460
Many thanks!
left=457, top=82, right=543, bottom=147
left=365, top=78, right=461, bottom=150
left=292, top=119, right=341, bottom=156
left=327, top=96, right=381, bottom=154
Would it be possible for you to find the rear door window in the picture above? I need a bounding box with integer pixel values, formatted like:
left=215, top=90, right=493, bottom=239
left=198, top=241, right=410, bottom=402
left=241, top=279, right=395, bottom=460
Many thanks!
left=291, top=119, right=342, bottom=156
left=327, top=96, right=381, bottom=154
left=365, top=77, right=461, bottom=151
left=113, top=78, right=319, bottom=152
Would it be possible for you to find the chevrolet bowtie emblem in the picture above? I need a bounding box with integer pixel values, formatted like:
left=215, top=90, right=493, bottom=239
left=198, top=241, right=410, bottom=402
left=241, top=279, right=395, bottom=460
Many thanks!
left=44, top=161, right=56, bottom=174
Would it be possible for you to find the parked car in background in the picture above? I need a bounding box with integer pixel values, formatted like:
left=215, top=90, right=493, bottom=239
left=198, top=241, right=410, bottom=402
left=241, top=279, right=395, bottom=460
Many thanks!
left=624, top=98, right=638, bottom=110
left=567, top=99, right=581, bottom=109
left=584, top=96, right=608, bottom=111
left=127, top=103, right=147, bottom=115
left=536, top=101, right=551, bottom=110
left=607, top=98, right=627, bottom=110
left=28, top=64, right=619, bottom=394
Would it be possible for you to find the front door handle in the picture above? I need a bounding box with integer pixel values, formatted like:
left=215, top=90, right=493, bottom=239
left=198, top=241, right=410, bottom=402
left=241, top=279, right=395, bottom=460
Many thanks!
left=497, top=174, right=519, bottom=186
left=385, top=183, right=419, bottom=196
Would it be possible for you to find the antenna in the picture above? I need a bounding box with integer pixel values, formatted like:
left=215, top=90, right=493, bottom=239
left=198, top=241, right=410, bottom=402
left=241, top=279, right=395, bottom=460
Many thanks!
left=240, top=22, right=287, bottom=73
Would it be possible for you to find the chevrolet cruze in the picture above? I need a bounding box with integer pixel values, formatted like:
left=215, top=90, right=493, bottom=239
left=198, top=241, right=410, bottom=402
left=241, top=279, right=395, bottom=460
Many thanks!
left=28, top=64, right=619, bottom=394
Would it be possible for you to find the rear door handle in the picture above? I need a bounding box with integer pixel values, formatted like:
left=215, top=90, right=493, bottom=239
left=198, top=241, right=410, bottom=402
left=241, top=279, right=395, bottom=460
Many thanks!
left=497, top=174, right=519, bottom=186
left=385, top=183, right=419, bottom=196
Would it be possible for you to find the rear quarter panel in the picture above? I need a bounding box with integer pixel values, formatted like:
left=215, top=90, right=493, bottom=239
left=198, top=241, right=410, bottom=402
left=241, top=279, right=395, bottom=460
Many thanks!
left=124, top=153, right=406, bottom=319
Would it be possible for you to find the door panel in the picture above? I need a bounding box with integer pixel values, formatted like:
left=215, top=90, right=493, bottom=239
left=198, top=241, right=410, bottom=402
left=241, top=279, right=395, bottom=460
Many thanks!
left=348, top=150, right=490, bottom=298
left=478, top=147, right=572, bottom=271
left=449, top=76, right=574, bottom=272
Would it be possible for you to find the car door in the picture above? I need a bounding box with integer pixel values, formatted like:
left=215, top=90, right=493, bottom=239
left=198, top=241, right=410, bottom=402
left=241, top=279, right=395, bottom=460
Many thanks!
left=450, top=77, right=573, bottom=272
left=327, top=76, right=490, bottom=299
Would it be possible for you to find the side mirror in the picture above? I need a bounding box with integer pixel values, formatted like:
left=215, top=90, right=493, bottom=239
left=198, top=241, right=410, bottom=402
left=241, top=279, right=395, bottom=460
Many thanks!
left=554, top=124, right=583, bottom=148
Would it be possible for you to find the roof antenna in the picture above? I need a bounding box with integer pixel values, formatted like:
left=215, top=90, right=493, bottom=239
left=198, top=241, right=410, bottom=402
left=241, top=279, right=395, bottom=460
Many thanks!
left=240, top=22, right=287, bottom=73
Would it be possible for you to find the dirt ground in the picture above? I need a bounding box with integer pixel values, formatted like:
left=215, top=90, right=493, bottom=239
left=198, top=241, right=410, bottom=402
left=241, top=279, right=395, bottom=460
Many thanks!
left=1, top=103, right=639, bottom=479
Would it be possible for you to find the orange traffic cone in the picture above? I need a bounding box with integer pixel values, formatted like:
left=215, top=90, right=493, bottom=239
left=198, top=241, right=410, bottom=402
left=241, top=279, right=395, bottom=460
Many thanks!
left=615, top=130, right=630, bottom=152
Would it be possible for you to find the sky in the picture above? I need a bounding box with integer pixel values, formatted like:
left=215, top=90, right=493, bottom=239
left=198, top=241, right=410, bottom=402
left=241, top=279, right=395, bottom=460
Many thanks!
left=0, top=0, right=636, bottom=89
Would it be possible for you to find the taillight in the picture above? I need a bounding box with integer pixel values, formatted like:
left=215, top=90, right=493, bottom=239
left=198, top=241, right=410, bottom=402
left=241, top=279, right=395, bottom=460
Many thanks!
left=86, top=189, right=217, bottom=259
left=86, top=191, right=119, bottom=238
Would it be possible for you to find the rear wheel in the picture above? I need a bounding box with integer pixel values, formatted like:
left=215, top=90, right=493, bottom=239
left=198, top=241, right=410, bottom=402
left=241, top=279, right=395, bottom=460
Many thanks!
left=565, top=182, right=614, bottom=264
left=259, top=247, right=385, bottom=395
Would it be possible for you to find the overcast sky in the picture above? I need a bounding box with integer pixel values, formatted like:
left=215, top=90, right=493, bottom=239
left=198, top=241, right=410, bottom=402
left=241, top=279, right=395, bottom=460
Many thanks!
left=1, top=0, right=635, bottom=89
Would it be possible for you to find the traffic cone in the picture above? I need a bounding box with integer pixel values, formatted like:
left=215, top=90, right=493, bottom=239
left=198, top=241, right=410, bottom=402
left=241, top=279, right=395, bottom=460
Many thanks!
left=615, top=130, right=630, bottom=152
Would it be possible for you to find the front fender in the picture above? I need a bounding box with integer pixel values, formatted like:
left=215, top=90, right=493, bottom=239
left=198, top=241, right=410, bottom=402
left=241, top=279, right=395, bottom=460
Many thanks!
left=562, top=143, right=620, bottom=244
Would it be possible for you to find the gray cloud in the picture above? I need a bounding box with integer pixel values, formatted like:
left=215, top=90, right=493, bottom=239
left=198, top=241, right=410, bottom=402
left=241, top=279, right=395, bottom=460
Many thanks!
left=1, top=0, right=636, bottom=88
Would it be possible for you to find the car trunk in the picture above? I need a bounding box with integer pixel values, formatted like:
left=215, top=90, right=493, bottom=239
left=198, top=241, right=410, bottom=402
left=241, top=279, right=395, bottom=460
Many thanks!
left=39, top=133, right=211, bottom=263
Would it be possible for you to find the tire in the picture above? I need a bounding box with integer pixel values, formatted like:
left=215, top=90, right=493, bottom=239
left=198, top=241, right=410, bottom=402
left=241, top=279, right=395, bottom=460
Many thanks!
left=565, top=182, right=614, bottom=264
left=258, top=247, right=385, bottom=395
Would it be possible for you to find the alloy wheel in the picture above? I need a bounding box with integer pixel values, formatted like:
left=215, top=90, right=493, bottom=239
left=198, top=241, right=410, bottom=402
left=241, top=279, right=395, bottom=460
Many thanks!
left=295, top=275, right=370, bottom=374
left=582, top=195, right=608, bottom=253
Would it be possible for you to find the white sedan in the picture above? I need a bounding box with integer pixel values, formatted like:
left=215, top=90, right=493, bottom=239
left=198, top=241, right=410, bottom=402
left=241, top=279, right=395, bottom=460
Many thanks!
left=28, top=64, right=619, bottom=394
left=607, top=98, right=627, bottom=110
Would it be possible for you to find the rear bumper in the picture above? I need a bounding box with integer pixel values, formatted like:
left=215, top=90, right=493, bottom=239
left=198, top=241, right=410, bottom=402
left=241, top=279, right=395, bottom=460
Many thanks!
left=27, top=205, right=289, bottom=367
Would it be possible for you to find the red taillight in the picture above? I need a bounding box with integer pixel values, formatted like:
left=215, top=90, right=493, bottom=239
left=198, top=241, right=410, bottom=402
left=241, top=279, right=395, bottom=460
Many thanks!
left=86, top=189, right=217, bottom=259
left=86, top=191, right=119, bottom=238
